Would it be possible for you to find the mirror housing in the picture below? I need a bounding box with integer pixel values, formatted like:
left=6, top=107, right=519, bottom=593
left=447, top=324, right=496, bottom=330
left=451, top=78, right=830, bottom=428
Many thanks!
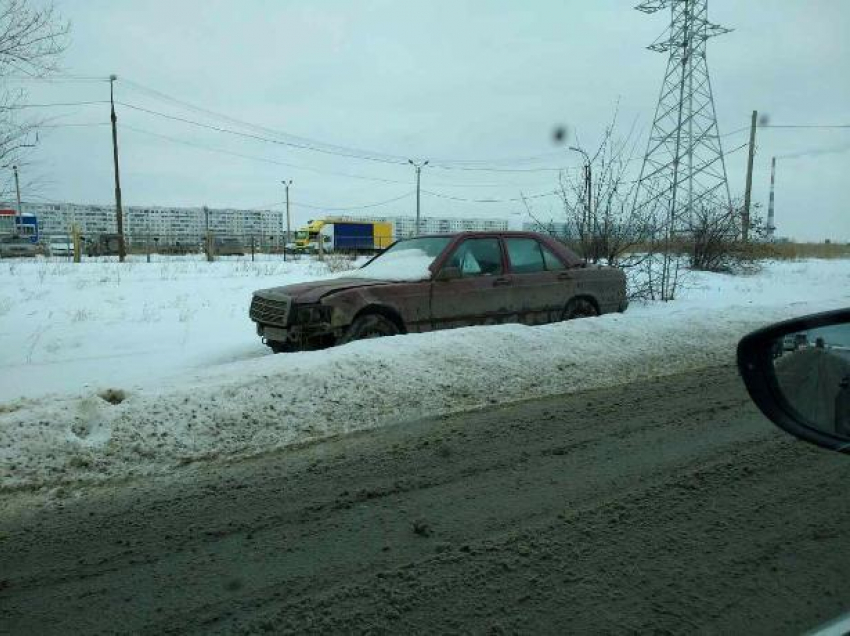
left=737, top=308, right=850, bottom=453
left=434, top=266, right=461, bottom=282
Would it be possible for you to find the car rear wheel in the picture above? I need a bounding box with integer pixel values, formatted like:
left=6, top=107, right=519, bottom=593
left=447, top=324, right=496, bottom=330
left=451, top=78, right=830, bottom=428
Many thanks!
left=338, top=313, right=400, bottom=344
left=563, top=298, right=599, bottom=320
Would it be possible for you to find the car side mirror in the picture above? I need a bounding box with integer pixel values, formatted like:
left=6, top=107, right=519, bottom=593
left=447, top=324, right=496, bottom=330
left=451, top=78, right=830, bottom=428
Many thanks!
left=737, top=309, right=850, bottom=453
left=434, top=266, right=461, bottom=282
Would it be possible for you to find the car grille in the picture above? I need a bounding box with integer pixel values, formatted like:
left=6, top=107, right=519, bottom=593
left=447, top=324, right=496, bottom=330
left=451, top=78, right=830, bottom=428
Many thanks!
left=250, top=295, right=291, bottom=326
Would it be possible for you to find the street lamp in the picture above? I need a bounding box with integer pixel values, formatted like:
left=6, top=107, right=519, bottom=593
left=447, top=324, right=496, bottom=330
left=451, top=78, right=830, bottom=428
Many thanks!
left=281, top=179, right=292, bottom=250
left=408, top=159, right=429, bottom=236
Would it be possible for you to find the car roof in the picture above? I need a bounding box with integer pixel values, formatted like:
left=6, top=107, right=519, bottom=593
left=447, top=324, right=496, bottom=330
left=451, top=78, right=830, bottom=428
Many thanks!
left=402, top=230, right=584, bottom=267
left=411, top=230, right=552, bottom=239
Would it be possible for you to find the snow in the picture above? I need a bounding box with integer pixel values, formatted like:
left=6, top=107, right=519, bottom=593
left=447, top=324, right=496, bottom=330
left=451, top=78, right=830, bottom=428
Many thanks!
left=346, top=248, right=434, bottom=281
left=1, top=256, right=849, bottom=491
left=0, top=255, right=331, bottom=402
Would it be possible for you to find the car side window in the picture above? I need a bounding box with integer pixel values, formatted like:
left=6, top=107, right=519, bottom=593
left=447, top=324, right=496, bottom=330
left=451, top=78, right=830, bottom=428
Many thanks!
left=541, top=244, right=566, bottom=271
left=505, top=238, right=546, bottom=274
left=445, top=238, right=503, bottom=277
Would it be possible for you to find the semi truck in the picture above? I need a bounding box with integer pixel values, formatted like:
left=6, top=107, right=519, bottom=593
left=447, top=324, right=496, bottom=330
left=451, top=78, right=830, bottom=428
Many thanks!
left=293, top=219, right=393, bottom=253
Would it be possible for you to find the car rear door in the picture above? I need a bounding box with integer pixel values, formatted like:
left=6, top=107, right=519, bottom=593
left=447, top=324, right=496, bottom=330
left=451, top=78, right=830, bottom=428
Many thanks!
left=504, top=237, right=576, bottom=324
left=429, top=237, right=512, bottom=329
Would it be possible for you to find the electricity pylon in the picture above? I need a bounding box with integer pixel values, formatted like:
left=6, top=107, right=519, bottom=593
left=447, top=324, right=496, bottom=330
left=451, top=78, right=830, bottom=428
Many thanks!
left=633, top=0, right=732, bottom=298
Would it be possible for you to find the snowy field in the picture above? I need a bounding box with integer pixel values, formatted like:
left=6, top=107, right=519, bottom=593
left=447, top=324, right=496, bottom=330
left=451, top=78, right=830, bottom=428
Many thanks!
left=2, top=255, right=850, bottom=491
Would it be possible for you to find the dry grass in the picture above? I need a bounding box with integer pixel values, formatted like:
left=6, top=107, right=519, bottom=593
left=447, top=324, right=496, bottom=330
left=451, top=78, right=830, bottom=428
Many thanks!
left=619, top=240, right=850, bottom=263
left=767, top=242, right=850, bottom=260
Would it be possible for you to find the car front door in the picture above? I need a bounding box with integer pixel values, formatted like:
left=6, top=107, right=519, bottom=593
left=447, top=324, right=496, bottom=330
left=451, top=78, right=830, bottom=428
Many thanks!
left=429, top=237, right=512, bottom=329
left=504, top=237, right=576, bottom=324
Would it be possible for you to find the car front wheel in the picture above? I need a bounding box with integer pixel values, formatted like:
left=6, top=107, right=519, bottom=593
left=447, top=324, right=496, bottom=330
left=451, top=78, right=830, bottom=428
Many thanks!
left=338, top=313, right=400, bottom=345
left=268, top=340, right=297, bottom=354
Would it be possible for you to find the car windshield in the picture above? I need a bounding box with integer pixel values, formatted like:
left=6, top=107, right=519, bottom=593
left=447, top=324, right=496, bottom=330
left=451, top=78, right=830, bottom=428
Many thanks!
left=347, top=236, right=451, bottom=281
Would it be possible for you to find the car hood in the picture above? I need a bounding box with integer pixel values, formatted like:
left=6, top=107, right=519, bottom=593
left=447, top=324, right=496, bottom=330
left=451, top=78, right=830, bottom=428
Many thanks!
left=255, top=277, right=394, bottom=304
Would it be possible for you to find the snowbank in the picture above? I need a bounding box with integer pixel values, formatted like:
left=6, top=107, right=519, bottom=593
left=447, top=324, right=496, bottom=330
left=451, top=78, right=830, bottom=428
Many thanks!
left=1, top=257, right=849, bottom=490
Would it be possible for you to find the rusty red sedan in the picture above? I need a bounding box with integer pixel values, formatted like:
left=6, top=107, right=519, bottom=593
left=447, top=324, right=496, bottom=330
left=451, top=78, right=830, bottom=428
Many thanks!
left=249, top=231, right=627, bottom=352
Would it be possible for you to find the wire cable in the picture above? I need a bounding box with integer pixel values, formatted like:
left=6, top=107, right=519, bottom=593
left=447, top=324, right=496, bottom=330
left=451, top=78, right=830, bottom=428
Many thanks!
left=422, top=189, right=557, bottom=203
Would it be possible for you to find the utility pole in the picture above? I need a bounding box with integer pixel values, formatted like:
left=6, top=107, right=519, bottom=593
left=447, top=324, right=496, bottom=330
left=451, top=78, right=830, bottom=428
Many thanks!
left=408, top=159, right=429, bottom=236
left=742, top=109, right=758, bottom=242
left=109, top=74, right=126, bottom=262
left=203, top=205, right=213, bottom=262
left=767, top=156, right=776, bottom=242
left=12, top=165, right=22, bottom=234
left=569, top=146, right=591, bottom=257
left=282, top=179, right=292, bottom=260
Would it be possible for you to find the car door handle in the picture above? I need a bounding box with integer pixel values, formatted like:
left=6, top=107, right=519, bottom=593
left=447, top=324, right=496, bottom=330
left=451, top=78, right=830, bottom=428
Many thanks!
left=557, top=273, right=573, bottom=281
left=492, top=277, right=512, bottom=287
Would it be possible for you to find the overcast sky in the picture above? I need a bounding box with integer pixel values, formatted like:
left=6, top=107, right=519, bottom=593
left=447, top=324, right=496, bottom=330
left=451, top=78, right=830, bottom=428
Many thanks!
left=9, top=0, right=850, bottom=240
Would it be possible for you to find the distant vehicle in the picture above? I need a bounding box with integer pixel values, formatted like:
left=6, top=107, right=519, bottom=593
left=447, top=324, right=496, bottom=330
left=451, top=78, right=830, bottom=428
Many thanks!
left=213, top=237, right=245, bottom=256
left=85, top=233, right=122, bottom=257
left=0, top=235, right=39, bottom=258
left=0, top=209, right=38, bottom=243
left=250, top=231, right=628, bottom=352
left=794, top=332, right=809, bottom=349
left=293, top=219, right=393, bottom=253
left=46, top=237, right=74, bottom=257
left=782, top=334, right=797, bottom=351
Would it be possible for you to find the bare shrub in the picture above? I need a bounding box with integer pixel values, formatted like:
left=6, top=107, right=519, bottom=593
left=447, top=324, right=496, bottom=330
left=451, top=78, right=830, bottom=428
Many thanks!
left=322, top=252, right=358, bottom=274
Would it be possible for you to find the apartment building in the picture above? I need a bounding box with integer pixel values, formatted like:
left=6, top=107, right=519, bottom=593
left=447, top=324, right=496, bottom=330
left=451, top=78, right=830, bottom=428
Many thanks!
left=12, top=202, right=515, bottom=246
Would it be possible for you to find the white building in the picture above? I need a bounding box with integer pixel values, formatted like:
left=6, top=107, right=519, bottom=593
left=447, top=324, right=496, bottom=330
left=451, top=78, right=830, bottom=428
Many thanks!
left=522, top=220, right=572, bottom=238
left=11, top=202, right=510, bottom=246
left=13, top=202, right=283, bottom=247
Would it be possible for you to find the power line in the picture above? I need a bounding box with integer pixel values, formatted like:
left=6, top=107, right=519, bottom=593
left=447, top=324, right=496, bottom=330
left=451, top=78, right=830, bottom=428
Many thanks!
left=117, top=100, right=411, bottom=165
left=40, top=122, right=110, bottom=128
left=119, top=77, right=588, bottom=169
left=296, top=191, right=414, bottom=211
left=122, top=124, right=563, bottom=191
left=421, top=189, right=557, bottom=203
left=249, top=191, right=414, bottom=212
left=118, top=100, right=582, bottom=176
left=122, top=124, right=411, bottom=184
left=3, top=100, right=109, bottom=109
left=761, top=124, right=850, bottom=130
left=2, top=71, right=109, bottom=83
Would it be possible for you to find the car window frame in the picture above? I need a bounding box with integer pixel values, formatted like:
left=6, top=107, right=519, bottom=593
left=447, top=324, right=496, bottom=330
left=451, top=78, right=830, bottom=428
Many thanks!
left=539, top=242, right=567, bottom=271
left=505, top=237, right=563, bottom=275
left=437, top=236, right=506, bottom=279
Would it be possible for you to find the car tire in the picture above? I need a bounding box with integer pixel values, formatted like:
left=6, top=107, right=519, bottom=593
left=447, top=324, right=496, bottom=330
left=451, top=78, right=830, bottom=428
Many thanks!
left=563, top=298, right=599, bottom=320
left=268, top=340, right=297, bottom=354
left=338, top=313, right=400, bottom=344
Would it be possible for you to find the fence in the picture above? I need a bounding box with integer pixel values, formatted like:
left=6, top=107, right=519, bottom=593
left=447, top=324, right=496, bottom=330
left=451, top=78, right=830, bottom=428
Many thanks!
left=36, top=231, right=382, bottom=263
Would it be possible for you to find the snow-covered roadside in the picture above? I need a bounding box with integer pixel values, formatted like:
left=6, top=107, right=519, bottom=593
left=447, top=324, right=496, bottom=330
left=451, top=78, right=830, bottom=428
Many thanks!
left=1, top=258, right=849, bottom=491
left=0, top=256, right=333, bottom=402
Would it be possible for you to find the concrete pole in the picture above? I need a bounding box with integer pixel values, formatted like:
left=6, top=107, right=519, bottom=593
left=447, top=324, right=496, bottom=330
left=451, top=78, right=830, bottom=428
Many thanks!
left=109, top=74, right=126, bottom=262
left=742, top=110, right=758, bottom=242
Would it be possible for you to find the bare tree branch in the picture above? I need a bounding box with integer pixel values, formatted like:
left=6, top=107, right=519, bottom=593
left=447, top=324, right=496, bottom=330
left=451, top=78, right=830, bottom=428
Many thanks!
left=0, top=0, right=68, bottom=203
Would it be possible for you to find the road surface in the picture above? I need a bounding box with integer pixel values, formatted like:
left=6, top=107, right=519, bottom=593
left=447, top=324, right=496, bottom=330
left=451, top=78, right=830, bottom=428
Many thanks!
left=2, top=364, right=850, bottom=634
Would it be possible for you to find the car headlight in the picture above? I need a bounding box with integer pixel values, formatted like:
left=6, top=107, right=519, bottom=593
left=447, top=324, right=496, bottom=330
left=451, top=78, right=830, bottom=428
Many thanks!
left=294, top=304, right=332, bottom=324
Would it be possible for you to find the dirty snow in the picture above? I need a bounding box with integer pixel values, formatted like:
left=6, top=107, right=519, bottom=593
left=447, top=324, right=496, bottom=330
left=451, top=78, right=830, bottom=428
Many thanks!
left=1, top=256, right=849, bottom=490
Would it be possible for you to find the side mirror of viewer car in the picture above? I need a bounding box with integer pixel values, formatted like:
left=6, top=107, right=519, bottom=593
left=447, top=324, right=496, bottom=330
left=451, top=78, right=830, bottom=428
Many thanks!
left=434, top=266, right=461, bottom=282
left=737, top=308, right=850, bottom=453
